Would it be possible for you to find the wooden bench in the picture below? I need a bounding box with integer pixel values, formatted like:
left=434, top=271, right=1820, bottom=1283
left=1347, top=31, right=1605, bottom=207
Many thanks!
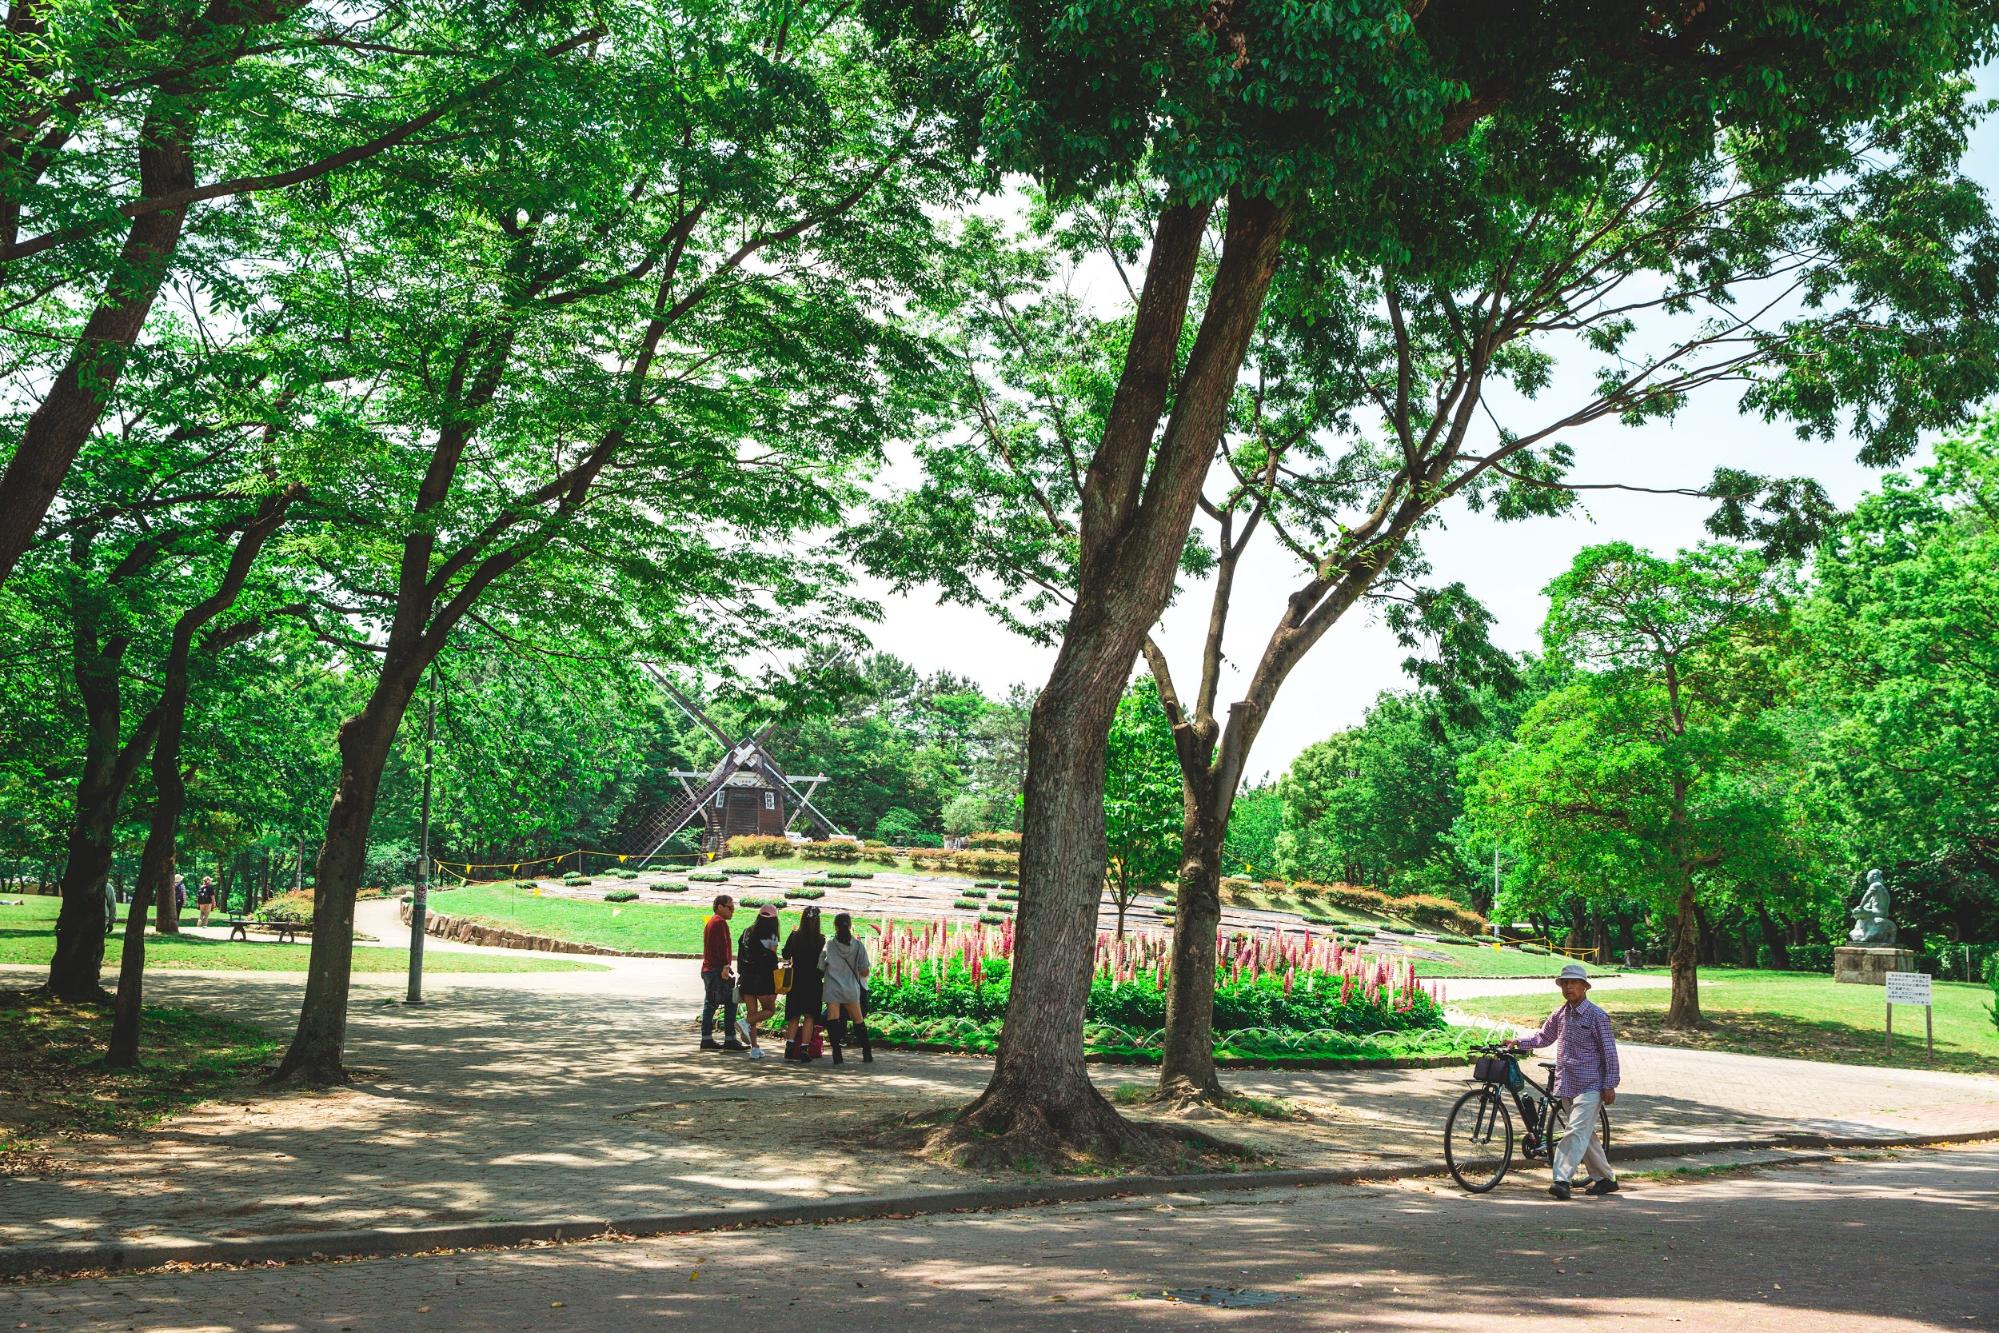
left=227, top=917, right=311, bottom=944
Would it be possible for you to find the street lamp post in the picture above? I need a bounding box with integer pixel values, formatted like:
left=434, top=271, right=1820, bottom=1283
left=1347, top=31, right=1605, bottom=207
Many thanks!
left=405, top=688, right=436, bottom=1005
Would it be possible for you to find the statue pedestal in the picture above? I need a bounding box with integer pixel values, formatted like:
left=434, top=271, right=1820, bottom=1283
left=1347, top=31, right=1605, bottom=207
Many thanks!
left=1833, top=945, right=1915, bottom=985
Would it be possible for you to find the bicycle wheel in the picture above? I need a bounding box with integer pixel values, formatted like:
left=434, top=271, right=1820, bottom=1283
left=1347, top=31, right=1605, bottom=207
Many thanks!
left=1444, top=1087, right=1514, bottom=1193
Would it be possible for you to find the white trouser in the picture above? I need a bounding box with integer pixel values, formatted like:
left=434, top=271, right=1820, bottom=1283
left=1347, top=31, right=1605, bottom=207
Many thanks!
left=1552, top=1089, right=1614, bottom=1185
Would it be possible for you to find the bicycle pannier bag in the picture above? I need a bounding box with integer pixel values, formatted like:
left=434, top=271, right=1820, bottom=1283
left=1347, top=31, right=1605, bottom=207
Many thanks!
left=1473, top=1054, right=1509, bottom=1084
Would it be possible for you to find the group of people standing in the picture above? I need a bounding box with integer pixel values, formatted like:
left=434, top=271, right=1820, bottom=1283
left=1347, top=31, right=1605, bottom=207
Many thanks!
left=699, top=894, right=874, bottom=1064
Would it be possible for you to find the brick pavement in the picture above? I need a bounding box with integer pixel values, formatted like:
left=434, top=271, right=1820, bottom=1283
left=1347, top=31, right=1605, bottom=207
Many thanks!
left=4, top=948, right=1995, bottom=1257
left=3, top=1145, right=1993, bottom=1331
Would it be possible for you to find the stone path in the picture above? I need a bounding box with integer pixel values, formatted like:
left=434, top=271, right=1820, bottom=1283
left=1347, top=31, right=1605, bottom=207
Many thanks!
left=5, top=1145, right=1994, bottom=1329
left=3, top=949, right=1994, bottom=1255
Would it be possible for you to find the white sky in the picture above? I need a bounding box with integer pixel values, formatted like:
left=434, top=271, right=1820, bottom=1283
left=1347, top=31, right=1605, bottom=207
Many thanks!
left=858, top=77, right=1999, bottom=782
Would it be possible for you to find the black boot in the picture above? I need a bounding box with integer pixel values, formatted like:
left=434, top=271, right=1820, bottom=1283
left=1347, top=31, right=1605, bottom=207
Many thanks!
left=853, top=1019, right=873, bottom=1063
left=829, top=1018, right=846, bottom=1064
left=783, top=1039, right=799, bottom=1061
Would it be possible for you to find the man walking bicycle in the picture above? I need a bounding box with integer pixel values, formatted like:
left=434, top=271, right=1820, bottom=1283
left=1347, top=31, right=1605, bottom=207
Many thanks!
left=1509, top=962, right=1620, bottom=1200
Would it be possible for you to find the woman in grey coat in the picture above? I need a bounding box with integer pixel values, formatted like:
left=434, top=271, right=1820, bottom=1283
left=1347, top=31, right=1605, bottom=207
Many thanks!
left=820, top=911, right=873, bottom=1064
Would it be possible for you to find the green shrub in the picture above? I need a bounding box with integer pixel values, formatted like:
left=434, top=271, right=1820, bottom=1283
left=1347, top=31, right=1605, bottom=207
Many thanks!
left=996, top=890, right=1020, bottom=902
left=1518, top=943, right=1549, bottom=955
left=688, top=872, right=727, bottom=883
left=843, top=871, right=875, bottom=880
left=563, top=878, right=593, bottom=887
left=967, top=831, right=1022, bottom=851
left=561, top=872, right=585, bottom=883
left=952, top=898, right=984, bottom=910
left=978, top=913, right=1007, bottom=925
left=788, top=887, right=826, bottom=900
left=604, top=890, right=639, bottom=902
left=1293, top=880, right=1394, bottom=914
left=973, top=880, right=1000, bottom=889
left=1787, top=942, right=1834, bottom=972
left=806, top=877, right=850, bottom=888
left=739, top=895, right=787, bottom=908
left=1390, top=893, right=1487, bottom=936
left=1302, top=913, right=1338, bottom=927
left=726, top=835, right=793, bottom=859
left=256, top=889, right=314, bottom=925
left=649, top=882, right=688, bottom=893
left=960, top=887, right=988, bottom=899
left=989, top=901, right=1014, bottom=914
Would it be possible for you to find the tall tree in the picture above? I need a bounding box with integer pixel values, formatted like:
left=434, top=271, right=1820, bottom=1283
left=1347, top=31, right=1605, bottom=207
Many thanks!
left=1463, top=543, right=1806, bottom=1027
left=866, top=74, right=1999, bottom=1108
left=0, top=3, right=612, bottom=587
left=868, top=0, right=1999, bottom=1149
left=270, top=2, right=953, bottom=1082
left=1103, top=677, right=1181, bottom=937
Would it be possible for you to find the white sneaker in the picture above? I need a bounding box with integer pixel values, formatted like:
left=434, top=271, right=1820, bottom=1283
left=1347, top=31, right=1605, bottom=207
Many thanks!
left=735, top=1017, right=752, bottom=1044
left=748, top=1046, right=767, bottom=1060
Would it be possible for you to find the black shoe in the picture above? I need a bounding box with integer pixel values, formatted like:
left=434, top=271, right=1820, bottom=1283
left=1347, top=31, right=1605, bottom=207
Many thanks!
left=699, top=1039, right=725, bottom=1051
left=720, top=1041, right=749, bottom=1052
left=1549, top=1181, right=1572, bottom=1201
left=783, top=1041, right=799, bottom=1061
left=1585, top=1178, right=1620, bottom=1196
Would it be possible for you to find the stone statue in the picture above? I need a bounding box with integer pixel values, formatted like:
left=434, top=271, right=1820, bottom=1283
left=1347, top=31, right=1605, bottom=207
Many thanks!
left=1848, top=868, right=1897, bottom=946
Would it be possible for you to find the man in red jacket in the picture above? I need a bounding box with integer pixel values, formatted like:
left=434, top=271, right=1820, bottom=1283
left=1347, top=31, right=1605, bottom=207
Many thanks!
left=700, top=894, right=746, bottom=1052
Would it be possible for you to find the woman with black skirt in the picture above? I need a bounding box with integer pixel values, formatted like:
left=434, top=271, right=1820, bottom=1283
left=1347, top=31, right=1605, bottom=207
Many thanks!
left=781, top=905, right=826, bottom=1061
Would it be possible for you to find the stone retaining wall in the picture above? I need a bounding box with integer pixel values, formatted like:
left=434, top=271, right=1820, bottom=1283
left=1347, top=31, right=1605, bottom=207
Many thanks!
left=400, top=903, right=677, bottom=958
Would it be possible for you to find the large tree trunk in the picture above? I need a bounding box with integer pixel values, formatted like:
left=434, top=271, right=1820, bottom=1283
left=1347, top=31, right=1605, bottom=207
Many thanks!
left=109, top=495, right=291, bottom=1065
left=1663, top=873, right=1703, bottom=1028
left=945, top=662, right=1141, bottom=1158
left=938, top=194, right=1289, bottom=1161
left=272, top=686, right=410, bottom=1083
left=0, top=85, right=197, bottom=590
left=1156, top=796, right=1227, bottom=1104
left=45, top=598, right=156, bottom=1000
left=45, top=758, right=122, bottom=1001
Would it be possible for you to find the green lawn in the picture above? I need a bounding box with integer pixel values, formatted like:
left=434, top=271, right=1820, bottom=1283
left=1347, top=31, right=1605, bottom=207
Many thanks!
left=1412, top=942, right=1591, bottom=979
left=1, top=990, right=280, bottom=1155
left=434, top=883, right=937, bottom=954
left=1452, top=968, right=1999, bottom=1075
left=0, top=894, right=606, bottom=972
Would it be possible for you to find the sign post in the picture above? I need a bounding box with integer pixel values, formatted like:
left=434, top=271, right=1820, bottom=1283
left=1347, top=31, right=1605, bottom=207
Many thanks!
left=1884, top=971, right=1933, bottom=1058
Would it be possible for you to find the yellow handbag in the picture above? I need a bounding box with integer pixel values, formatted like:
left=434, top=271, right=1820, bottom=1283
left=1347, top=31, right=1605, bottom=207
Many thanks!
left=775, top=959, right=794, bottom=995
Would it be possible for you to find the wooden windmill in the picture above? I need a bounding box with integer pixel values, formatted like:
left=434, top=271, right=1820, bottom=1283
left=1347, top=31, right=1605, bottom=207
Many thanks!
left=624, top=665, right=841, bottom=859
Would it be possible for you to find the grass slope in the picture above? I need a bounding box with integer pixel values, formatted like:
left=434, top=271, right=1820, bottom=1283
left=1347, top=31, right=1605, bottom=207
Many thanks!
left=0, top=895, right=605, bottom=972
left=1452, top=968, right=1999, bottom=1075
left=434, top=883, right=938, bottom=954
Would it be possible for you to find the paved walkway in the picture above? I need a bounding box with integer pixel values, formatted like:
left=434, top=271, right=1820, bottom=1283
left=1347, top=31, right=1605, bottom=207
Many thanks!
left=5, top=1145, right=1994, bottom=1329
left=4, top=944, right=1995, bottom=1255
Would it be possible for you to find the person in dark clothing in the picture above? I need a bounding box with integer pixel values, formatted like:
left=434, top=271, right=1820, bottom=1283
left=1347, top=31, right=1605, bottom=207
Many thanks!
left=781, top=905, right=826, bottom=1061
left=736, top=905, right=782, bottom=1059
left=699, top=894, right=746, bottom=1052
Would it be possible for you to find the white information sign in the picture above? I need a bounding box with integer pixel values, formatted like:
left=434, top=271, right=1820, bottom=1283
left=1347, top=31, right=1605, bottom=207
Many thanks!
left=1885, top=971, right=1932, bottom=1006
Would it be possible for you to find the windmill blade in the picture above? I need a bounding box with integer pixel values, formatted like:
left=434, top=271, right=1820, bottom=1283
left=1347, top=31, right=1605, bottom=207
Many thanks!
left=641, top=663, right=734, bottom=751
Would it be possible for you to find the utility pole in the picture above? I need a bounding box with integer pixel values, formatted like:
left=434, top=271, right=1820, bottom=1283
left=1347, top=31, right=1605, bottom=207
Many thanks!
left=406, top=687, right=436, bottom=1005
left=1493, top=844, right=1500, bottom=905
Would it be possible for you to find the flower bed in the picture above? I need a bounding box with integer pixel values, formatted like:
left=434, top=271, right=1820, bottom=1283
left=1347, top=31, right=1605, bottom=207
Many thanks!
left=865, top=920, right=1453, bottom=1056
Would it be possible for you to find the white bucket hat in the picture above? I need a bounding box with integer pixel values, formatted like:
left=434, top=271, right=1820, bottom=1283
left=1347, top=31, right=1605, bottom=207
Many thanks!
left=1556, top=963, right=1591, bottom=984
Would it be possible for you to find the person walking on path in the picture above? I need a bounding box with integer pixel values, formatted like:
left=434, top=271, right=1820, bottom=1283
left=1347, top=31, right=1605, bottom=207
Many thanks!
left=821, top=911, right=873, bottom=1064
left=172, top=874, right=187, bottom=921
left=1509, top=962, right=1620, bottom=1200
left=782, top=905, right=826, bottom=1061
left=736, top=905, right=782, bottom=1059
left=196, top=876, right=217, bottom=928
left=699, top=894, right=747, bottom=1052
